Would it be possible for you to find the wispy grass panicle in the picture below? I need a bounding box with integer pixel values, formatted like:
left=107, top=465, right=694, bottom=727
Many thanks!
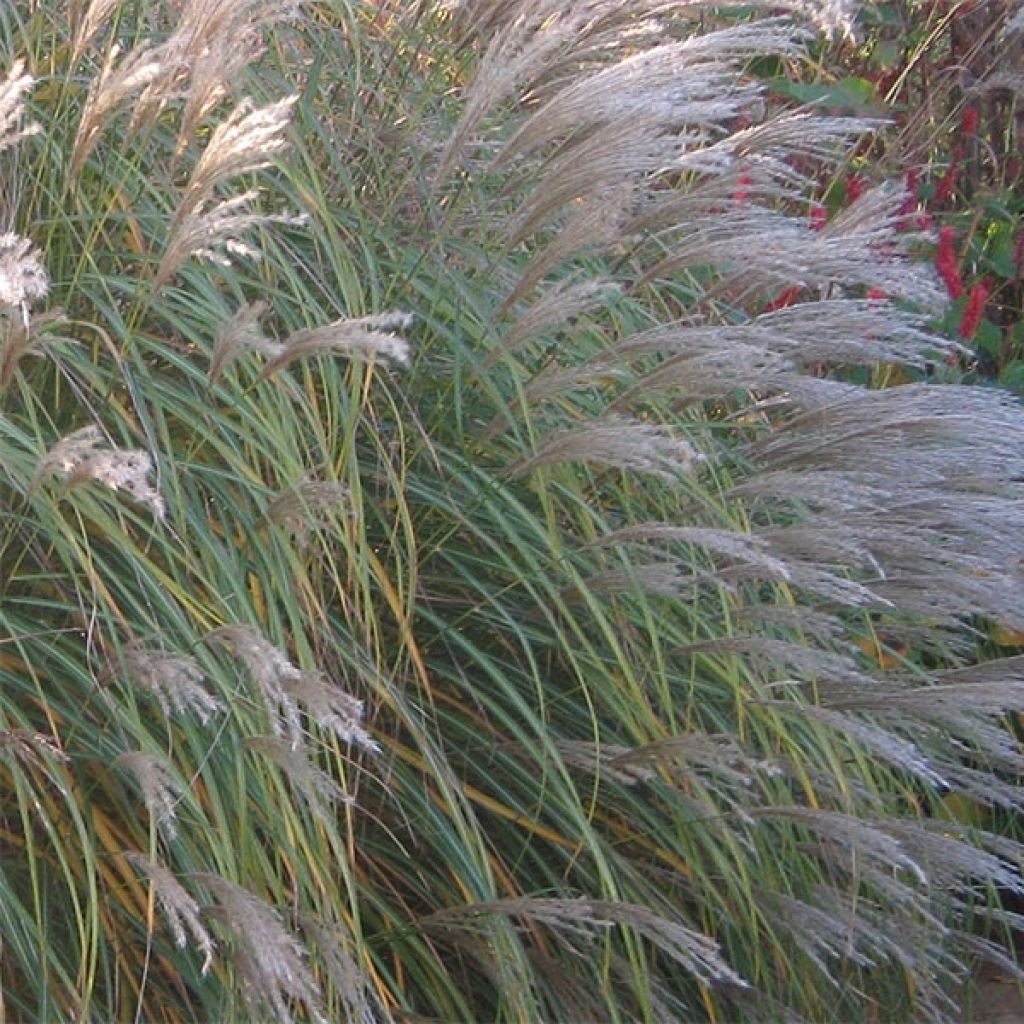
left=266, top=475, right=353, bottom=540
left=246, top=735, right=351, bottom=823
left=206, top=624, right=304, bottom=740
left=422, top=898, right=748, bottom=990
left=207, top=624, right=376, bottom=751
left=117, top=641, right=224, bottom=723
left=152, top=96, right=298, bottom=290
left=70, top=43, right=165, bottom=176
left=0, top=60, right=40, bottom=153
left=8, top=2, right=1024, bottom=1020
left=124, top=853, right=215, bottom=974
left=209, top=300, right=279, bottom=383
left=0, top=233, right=48, bottom=315
left=257, top=312, right=413, bottom=378
left=170, top=96, right=296, bottom=230
left=115, top=751, right=184, bottom=840
left=283, top=672, right=379, bottom=753
left=34, top=425, right=165, bottom=518
left=508, top=415, right=702, bottom=480
left=195, top=874, right=325, bottom=1024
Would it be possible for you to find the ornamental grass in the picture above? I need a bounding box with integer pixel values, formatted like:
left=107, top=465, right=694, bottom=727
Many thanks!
left=1, top=1, right=1024, bottom=1021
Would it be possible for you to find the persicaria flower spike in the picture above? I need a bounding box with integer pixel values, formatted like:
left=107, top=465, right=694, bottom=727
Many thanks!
left=935, top=226, right=964, bottom=300
left=959, top=281, right=990, bottom=340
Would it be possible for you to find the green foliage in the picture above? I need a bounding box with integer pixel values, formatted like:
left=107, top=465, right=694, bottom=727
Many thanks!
left=1, top=2, right=1024, bottom=1022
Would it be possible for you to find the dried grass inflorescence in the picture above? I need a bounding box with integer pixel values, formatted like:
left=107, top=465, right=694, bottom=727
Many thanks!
left=123, top=853, right=215, bottom=974
left=35, top=426, right=165, bottom=518
left=116, top=751, right=184, bottom=839
left=509, top=415, right=702, bottom=480
left=0, top=233, right=48, bottom=313
left=207, top=624, right=378, bottom=751
left=257, top=312, right=414, bottom=378
left=118, top=641, right=223, bottom=723
left=195, top=874, right=326, bottom=1024
left=0, top=60, right=40, bottom=153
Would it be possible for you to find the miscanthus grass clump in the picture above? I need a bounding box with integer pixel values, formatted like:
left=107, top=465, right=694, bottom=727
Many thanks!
left=2, top=0, right=1023, bottom=1020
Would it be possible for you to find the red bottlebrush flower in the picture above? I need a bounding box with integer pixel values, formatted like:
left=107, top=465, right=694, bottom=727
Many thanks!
left=809, top=203, right=827, bottom=231
left=959, top=281, right=990, bottom=340
left=961, top=106, right=979, bottom=136
left=846, top=174, right=865, bottom=203
left=762, top=286, right=802, bottom=313
left=916, top=211, right=935, bottom=232
left=935, top=226, right=964, bottom=299
left=866, top=288, right=887, bottom=301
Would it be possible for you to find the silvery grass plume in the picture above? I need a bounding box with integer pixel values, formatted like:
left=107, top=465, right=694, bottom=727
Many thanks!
left=0, top=59, right=40, bottom=153
left=493, top=21, right=804, bottom=167
left=508, top=415, right=702, bottom=480
left=132, top=0, right=291, bottom=152
left=69, top=0, right=121, bottom=63
left=153, top=96, right=299, bottom=290
left=421, top=898, right=748, bottom=990
left=245, top=735, right=351, bottom=824
left=257, top=312, right=414, bottom=378
left=34, top=425, right=165, bottom=518
left=194, top=874, right=327, bottom=1024
left=116, top=641, right=224, bottom=724
left=0, top=233, right=48, bottom=322
left=209, top=300, right=278, bottom=383
left=300, top=915, right=396, bottom=1024
left=70, top=43, right=165, bottom=176
left=206, top=624, right=378, bottom=750
left=115, top=751, right=184, bottom=840
left=123, top=853, right=215, bottom=975
left=211, top=304, right=413, bottom=382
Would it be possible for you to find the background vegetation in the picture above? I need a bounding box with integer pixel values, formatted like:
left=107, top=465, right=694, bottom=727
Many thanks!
left=1, top=0, right=1024, bottom=1021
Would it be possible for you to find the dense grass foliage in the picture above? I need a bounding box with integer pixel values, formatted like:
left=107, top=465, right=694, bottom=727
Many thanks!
left=2, top=1, right=1024, bottom=1021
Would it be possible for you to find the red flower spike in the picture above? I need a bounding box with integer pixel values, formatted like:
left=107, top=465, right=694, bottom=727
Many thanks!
left=936, top=226, right=964, bottom=300
left=959, top=281, right=990, bottom=340
left=809, top=203, right=828, bottom=231
left=961, top=106, right=979, bottom=136
left=846, top=175, right=865, bottom=203
left=867, top=288, right=887, bottom=301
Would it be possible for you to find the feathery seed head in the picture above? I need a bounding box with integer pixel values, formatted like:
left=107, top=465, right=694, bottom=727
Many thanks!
left=71, top=44, right=165, bottom=176
left=173, top=96, right=297, bottom=229
left=246, top=735, right=351, bottom=823
left=35, top=426, right=165, bottom=518
left=209, top=300, right=281, bottom=383
left=116, top=751, right=184, bottom=839
left=0, top=233, right=48, bottom=313
left=267, top=476, right=353, bottom=540
left=118, top=642, right=224, bottom=723
left=509, top=415, right=702, bottom=480
left=206, top=624, right=304, bottom=741
left=0, top=60, right=40, bottom=153
left=258, top=312, right=413, bottom=378
left=154, top=189, right=305, bottom=292
left=124, top=853, right=215, bottom=973
left=284, top=672, right=379, bottom=753
left=195, top=874, right=326, bottom=1024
